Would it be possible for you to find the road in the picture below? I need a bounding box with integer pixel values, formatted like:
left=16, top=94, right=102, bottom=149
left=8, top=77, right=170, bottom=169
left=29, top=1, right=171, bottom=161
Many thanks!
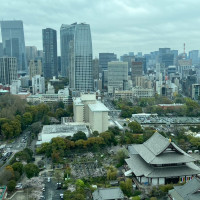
left=44, top=177, right=64, bottom=200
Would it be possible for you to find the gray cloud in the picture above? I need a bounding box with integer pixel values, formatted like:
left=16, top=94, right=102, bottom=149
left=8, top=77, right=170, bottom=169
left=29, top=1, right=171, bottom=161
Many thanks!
left=0, top=0, right=200, bottom=57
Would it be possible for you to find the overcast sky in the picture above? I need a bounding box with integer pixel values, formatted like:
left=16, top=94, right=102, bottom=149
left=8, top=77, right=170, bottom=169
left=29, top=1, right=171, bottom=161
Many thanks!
left=0, top=0, right=200, bottom=57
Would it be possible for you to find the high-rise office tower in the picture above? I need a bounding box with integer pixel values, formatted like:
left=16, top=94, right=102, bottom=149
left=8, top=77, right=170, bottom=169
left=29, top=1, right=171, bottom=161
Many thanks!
left=42, top=28, right=57, bottom=78
left=29, top=60, right=42, bottom=80
left=121, top=54, right=135, bottom=74
left=0, top=43, right=3, bottom=57
left=26, top=46, right=37, bottom=62
left=57, top=56, right=61, bottom=75
left=60, top=23, right=93, bottom=91
left=108, top=61, right=128, bottom=94
left=0, top=57, right=17, bottom=85
left=99, top=53, right=117, bottom=73
left=131, top=61, right=143, bottom=86
left=1, top=20, right=27, bottom=72
left=189, top=50, right=199, bottom=66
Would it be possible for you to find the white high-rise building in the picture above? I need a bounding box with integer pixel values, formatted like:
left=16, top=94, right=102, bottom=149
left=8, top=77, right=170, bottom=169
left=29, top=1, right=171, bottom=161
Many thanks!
left=32, top=75, right=45, bottom=94
left=73, top=93, right=109, bottom=133
left=108, top=61, right=128, bottom=94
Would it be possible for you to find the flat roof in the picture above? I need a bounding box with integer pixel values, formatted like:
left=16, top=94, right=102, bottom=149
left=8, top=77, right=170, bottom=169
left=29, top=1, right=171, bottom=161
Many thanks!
left=88, top=101, right=109, bottom=112
left=73, top=97, right=84, bottom=105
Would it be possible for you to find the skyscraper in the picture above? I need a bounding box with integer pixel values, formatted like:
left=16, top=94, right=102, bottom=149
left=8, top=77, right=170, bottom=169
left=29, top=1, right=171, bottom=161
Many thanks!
left=131, top=61, right=143, bottom=86
left=26, top=46, right=37, bottom=62
left=1, top=20, right=27, bottom=72
left=60, top=23, right=93, bottom=91
left=0, top=57, right=17, bottom=85
left=0, top=43, right=3, bottom=57
left=42, top=28, right=57, bottom=78
left=99, top=53, right=117, bottom=72
left=108, top=61, right=128, bottom=94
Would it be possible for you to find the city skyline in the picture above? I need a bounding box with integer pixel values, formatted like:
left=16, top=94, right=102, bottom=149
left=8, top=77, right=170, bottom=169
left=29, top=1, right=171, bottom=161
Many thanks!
left=0, top=0, right=200, bottom=57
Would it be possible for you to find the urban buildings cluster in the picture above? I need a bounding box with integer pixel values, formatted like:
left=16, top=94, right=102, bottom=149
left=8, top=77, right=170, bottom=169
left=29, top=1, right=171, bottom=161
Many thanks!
left=0, top=20, right=200, bottom=102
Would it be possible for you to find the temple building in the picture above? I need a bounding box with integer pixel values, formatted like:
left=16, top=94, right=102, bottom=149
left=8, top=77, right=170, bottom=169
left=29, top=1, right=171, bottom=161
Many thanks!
left=125, top=132, right=200, bottom=186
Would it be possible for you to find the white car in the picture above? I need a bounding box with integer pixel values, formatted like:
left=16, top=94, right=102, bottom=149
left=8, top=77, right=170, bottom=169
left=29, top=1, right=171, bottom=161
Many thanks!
left=60, top=194, right=64, bottom=199
left=47, top=177, right=50, bottom=182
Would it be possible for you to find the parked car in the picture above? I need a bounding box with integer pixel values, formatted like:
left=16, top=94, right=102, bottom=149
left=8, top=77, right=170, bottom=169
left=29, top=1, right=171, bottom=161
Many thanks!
left=56, top=183, right=62, bottom=190
left=47, top=177, right=51, bottom=182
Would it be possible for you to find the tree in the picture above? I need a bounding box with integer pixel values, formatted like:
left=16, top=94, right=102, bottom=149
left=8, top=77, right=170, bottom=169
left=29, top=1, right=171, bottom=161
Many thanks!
left=7, top=180, right=16, bottom=192
left=1, top=122, right=14, bottom=139
left=55, top=170, right=62, bottom=182
left=24, top=163, right=39, bottom=179
left=106, top=165, right=118, bottom=180
left=128, top=121, right=143, bottom=133
left=72, top=131, right=87, bottom=141
left=115, top=149, right=128, bottom=167
left=12, top=162, right=24, bottom=175
left=120, top=178, right=133, bottom=197
left=42, top=115, right=50, bottom=125
left=23, top=112, right=33, bottom=126
left=64, top=190, right=85, bottom=200
left=75, top=179, right=85, bottom=190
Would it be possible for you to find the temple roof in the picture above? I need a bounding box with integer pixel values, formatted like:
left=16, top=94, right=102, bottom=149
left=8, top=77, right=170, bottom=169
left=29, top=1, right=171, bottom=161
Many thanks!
left=126, top=154, right=200, bottom=178
left=169, top=177, right=200, bottom=200
left=128, top=132, right=196, bottom=164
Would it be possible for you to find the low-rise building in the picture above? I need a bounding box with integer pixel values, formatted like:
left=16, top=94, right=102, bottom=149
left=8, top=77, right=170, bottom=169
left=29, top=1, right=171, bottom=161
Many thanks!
left=132, top=87, right=154, bottom=98
left=0, top=186, right=7, bottom=200
left=92, top=187, right=125, bottom=200
left=27, top=87, right=71, bottom=104
left=37, top=123, right=89, bottom=145
left=125, top=132, right=200, bottom=186
left=113, top=89, right=133, bottom=100
left=168, top=177, right=200, bottom=200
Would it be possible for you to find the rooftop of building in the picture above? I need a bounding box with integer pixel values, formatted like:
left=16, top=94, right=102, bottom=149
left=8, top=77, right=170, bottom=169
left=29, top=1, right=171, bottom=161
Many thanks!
left=169, top=177, right=200, bottom=200
left=73, top=97, right=84, bottom=105
left=158, top=103, right=184, bottom=107
left=92, top=187, right=124, bottom=200
left=88, top=101, right=109, bottom=112
left=40, top=123, right=88, bottom=135
left=0, top=186, right=6, bottom=200
left=126, top=132, right=200, bottom=178
left=128, top=132, right=196, bottom=165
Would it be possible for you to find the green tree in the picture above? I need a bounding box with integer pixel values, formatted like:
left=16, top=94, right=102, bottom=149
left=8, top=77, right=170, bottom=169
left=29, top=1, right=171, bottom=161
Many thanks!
left=128, top=121, right=143, bottom=133
left=64, top=190, right=85, bottom=200
left=7, top=180, right=16, bottom=192
left=23, top=112, right=33, bottom=126
left=106, top=165, right=118, bottom=180
left=1, top=122, right=14, bottom=139
left=115, top=149, right=128, bottom=167
left=24, top=163, right=39, bottom=179
left=120, top=178, right=133, bottom=197
left=12, top=162, right=23, bottom=175
left=72, top=131, right=87, bottom=141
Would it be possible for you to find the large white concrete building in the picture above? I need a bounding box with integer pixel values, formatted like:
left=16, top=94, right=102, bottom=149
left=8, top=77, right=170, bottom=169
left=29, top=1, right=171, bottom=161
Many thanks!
left=73, top=93, right=109, bottom=133
left=37, top=122, right=89, bottom=145
left=88, top=101, right=109, bottom=133
left=32, top=74, right=45, bottom=94
left=27, top=87, right=71, bottom=104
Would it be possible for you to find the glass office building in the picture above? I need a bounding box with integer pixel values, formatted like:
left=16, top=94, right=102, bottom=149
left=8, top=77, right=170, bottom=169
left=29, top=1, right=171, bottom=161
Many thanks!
left=60, top=23, right=93, bottom=91
left=1, top=20, right=27, bottom=72
left=42, top=28, right=57, bottom=78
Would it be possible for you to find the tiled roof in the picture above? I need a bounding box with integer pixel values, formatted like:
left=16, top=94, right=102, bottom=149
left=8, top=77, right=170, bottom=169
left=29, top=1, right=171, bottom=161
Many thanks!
left=92, top=187, right=124, bottom=200
left=169, top=177, right=200, bottom=200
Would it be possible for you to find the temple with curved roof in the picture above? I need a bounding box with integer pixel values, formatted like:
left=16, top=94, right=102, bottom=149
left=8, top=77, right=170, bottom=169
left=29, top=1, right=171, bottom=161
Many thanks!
left=125, top=132, right=200, bottom=185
